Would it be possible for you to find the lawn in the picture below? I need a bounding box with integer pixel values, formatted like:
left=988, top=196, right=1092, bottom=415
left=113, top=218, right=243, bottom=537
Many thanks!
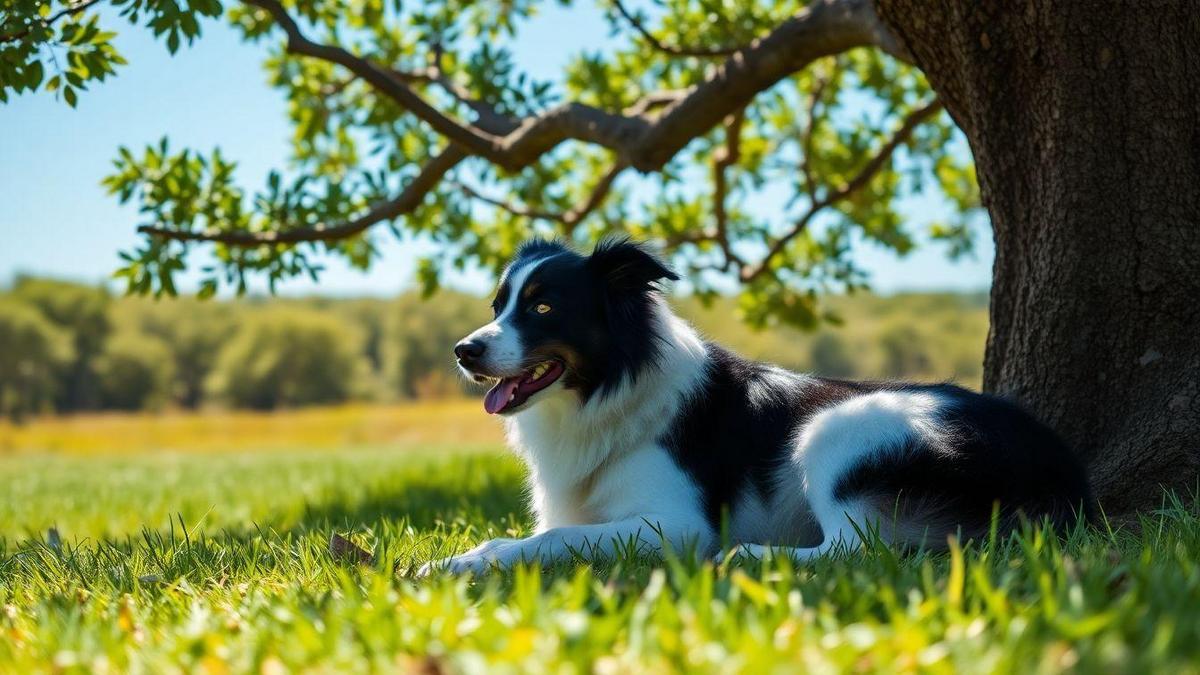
left=2, top=404, right=1200, bottom=673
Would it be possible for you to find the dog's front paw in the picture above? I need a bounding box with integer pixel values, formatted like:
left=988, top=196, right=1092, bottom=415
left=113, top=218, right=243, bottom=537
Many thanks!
left=416, top=538, right=522, bottom=577
left=417, top=551, right=503, bottom=576
left=714, top=543, right=769, bottom=565
left=414, top=558, right=446, bottom=578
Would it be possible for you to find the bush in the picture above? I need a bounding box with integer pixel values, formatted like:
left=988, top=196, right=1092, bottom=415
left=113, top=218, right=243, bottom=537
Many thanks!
left=878, top=323, right=934, bottom=379
left=383, top=292, right=491, bottom=399
left=95, top=330, right=176, bottom=410
left=207, top=308, right=368, bottom=410
left=0, top=300, right=74, bottom=421
left=808, top=332, right=858, bottom=378
left=111, top=298, right=234, bottom=408
left=10, top=277, right=110, bottom=410
left=1, top=275, right=991, bottom=412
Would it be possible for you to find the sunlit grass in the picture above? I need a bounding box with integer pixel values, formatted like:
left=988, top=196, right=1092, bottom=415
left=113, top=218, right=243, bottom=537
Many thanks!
left=2, top=408, right=1199, bottom=672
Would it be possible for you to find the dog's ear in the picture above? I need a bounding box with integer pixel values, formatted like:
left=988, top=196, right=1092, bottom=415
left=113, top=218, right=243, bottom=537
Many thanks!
left=588, top=238, right=679, bottom=292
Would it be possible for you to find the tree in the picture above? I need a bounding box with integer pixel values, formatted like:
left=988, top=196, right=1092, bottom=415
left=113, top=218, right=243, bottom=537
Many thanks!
left=10, top=277, right=111, bottom=411
left=809, top=332, right=857, bottom=379
left=206, top=307, right=367, bottom=409
left=94, top=328, right=176, bottom=410
left=113, top=297, right=235, bottom=408
left=4, top=0, right=1197, bottom=513
left=383, top=291, right=491, bottom=399
left=0, top=300, right=74, bottom=422
left=878, top=323, right=931, bottom=380
left=869, top=2, right=1200, bottom=515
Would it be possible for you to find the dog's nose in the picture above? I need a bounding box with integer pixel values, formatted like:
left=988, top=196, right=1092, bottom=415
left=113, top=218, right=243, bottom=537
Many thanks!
left=454, top=339, right=486, bottom=362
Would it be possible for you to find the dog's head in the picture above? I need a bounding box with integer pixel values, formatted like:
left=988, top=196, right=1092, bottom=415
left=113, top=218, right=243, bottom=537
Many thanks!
left=455, top=238, right=679, bottom=415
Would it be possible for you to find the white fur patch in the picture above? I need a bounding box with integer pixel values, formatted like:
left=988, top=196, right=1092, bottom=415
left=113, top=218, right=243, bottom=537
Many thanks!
left=747, top=365, right=813, bottom=408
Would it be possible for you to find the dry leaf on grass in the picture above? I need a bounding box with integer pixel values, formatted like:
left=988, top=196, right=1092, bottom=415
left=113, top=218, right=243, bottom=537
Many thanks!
left=328, top=533, right=376, bottom=566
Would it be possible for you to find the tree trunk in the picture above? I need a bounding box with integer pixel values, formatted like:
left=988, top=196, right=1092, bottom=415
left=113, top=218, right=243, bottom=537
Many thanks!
left=873, top=2, right=1200, bottom=515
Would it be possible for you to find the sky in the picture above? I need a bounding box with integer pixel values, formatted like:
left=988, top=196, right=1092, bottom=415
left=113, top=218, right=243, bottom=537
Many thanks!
left=0, top=3, right=993, bottom=298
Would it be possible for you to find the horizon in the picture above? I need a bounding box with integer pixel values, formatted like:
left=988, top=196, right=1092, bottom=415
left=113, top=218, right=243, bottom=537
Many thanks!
left=1, top=267, right=991, bottom=301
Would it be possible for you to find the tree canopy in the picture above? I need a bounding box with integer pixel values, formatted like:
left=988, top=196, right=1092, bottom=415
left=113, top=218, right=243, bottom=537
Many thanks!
left=2, top=0, right=980, bottom=327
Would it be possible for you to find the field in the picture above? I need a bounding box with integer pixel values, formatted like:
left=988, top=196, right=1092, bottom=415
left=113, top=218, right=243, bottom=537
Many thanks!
left=3, top=403, right=1200, bottom=673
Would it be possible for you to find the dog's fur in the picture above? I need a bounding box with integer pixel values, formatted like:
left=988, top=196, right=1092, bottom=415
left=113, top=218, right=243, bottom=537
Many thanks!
left=421, top=239, right=1094, bottom=574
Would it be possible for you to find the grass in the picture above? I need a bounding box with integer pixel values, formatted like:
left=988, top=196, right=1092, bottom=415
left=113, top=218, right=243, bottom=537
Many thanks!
left=0, top=399, right=503, bottom=455
left=3, top=404, right=1200, bottom=673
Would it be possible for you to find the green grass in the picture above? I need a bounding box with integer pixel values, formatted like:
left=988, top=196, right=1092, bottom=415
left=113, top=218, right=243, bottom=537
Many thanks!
left=3, top=447, right=1200, bottom=673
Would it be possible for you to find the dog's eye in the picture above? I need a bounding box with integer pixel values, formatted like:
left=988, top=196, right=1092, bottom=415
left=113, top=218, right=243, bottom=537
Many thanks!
left=534, top=303, right=552, bottom=315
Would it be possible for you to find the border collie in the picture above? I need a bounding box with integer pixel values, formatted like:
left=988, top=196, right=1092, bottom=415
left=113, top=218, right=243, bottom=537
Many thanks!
left=419, top=239, right=1094, bottom=574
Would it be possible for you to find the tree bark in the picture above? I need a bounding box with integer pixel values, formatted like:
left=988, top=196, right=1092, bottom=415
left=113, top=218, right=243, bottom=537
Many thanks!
left=873, top=2, right=1200, bottom=515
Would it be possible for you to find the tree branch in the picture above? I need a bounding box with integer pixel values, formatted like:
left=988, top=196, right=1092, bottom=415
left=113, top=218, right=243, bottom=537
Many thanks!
left=453, top=162, right=627, bottom=232
left=451, top=181, right=565, bottom=223
left=819, top=99, right=941, bottom=206
left=136, top=146, right=466, bottom=245
left=0, top=0, right=103, bottom=43
left=622, top=0, right=911, bottom=171
left=386, top=63, right=518, bottom=136
left=611, top=0, right=745, bottom=58
left=562, top=162, right=626, bottom=234
left=143, top=0, right=913, bottom=247
left=741, top=98, right=942, bottom=281
left=244, top=0, right=899, bottom=173
left=243, top=0, right=508, bottom=160
left=712, top=108, right=747, bottom=269
left=800, top=71, right=832, bottom=198
left=621, top=89, right=688, bottom=116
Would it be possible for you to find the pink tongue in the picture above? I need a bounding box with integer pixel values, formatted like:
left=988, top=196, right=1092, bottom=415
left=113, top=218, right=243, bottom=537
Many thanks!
left=484, top=378, right=521, bottom=414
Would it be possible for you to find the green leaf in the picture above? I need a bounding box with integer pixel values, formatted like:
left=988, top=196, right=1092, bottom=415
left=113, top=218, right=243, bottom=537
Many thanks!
left=27, top=61, right=45, bottom=90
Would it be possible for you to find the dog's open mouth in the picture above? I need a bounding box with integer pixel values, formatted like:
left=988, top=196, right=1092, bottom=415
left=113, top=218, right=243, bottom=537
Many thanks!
left=483, top=360, right=565, bottom=414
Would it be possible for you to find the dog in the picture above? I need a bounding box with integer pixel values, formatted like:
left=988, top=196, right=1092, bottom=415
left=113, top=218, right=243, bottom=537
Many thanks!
left=419, top=239, right=1094, bottom=574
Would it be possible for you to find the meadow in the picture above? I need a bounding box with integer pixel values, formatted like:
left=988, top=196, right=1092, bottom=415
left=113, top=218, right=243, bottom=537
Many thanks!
left=3, top=402, right=1200, bottom=673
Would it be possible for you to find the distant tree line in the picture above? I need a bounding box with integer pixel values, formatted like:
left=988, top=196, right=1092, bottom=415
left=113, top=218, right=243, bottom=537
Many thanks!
left=0, top=277, right=987, bottom=420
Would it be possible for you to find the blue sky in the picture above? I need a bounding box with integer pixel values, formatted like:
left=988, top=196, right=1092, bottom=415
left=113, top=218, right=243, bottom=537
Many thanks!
left=0, top=3, right=992, bottom=298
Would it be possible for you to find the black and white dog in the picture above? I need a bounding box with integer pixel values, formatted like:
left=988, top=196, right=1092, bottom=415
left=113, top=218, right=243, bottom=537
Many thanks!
left=421, top=239, right=1094, bottom=574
